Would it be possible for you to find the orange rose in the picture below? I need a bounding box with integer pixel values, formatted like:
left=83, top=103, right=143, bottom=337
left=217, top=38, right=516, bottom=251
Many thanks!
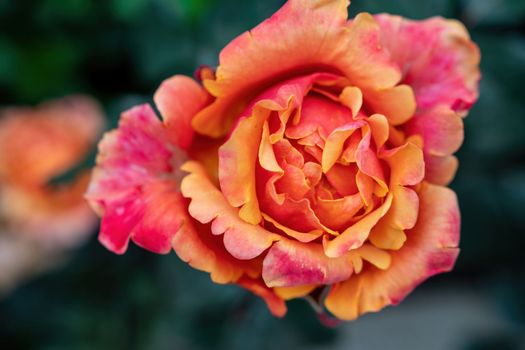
left=0, top=96, right=103, bottom=294
left=87, top=0, right=480, bottom=320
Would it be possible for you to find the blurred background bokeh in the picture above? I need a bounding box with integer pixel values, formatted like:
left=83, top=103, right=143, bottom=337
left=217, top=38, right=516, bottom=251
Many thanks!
left=1, top=0, right=524, bottom=349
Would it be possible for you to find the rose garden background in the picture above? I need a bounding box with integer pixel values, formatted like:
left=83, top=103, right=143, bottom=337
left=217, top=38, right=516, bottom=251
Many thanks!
left=0, top=0, right=524, bottom=349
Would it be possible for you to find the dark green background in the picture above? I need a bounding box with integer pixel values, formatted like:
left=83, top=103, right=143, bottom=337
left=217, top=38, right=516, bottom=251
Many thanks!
left=0, top=0, right=524, bottom=349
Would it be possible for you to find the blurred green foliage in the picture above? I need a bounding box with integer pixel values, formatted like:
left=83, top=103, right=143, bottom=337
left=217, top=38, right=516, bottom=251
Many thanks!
left=0, top=0, right=524, bottom=349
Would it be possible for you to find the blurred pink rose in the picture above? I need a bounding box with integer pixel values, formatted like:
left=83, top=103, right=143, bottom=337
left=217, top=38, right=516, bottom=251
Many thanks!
left=0, top=96, right=104, bottom=294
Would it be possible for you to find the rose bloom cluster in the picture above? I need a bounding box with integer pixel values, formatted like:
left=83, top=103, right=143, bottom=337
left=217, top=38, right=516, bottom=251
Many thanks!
left=87, top=0, right=480, bottom=320
left=0, top=96, right=103, bottom=294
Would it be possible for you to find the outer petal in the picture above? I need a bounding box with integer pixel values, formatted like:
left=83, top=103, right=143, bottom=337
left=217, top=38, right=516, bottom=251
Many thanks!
left=181, top=161, right=280, bottom=260
left=86, top=105, right=257, bottom=286
left=262, top=239, right=353, bottom=288
left=325, top=183, right=460, bottom=320
left=193, top=1, right=400, bottom=137
left=171, top=218, right=260, bottom=284
left=406, top=106, right=464, bottom=157
left=375, top=14, right=480, bottom=115
left=86, top=104, right=186, bottom=254
left=154, top=75, right=210, bottom=149
left=405, top=106, right=463, bottom=184
left=425, top=154, right=459, bottom=186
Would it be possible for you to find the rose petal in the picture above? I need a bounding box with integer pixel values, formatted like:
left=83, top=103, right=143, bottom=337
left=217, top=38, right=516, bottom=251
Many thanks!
left=425, top=154, right=459, bottom=186
left=219, top=110, right=266, bottom=225
left=286, top=95, right=354, bottom=140
left=258, top=171, right=334, bottom=235
left=262, top=239, right=353, bottom=287
left=339, top=86, right=363, bottom=117
left=262, top=213, right=323, bottom=243
left=181, top=161, right=280, bottom=260
left=356, top=128, right=387, bottom=188
left=154, top=75, right=210, bottom=149
left=314, top=193, right=364, bottom=231
left=367, top=114, right=390, bottom=149
left=86, top=104, right=188, bottom=254
left=365, top=85, right=416, bottom=125
left=324, top=194, right=393, bottom=257
left=171, top=219, right=261, bottom=284
left=406, top=106, right=464, bottom=157
left=322, top=120, right=366, bottom=173
left=369, top=186, right=419, bottom=250
left=274, top=284, right=317, bottom=300
left=380, top=141, right=425, bottom=186
left=375, top=14, right=480, bottom=115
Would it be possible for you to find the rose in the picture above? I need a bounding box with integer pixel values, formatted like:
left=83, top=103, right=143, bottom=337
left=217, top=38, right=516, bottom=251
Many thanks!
left=86, top=0, right=480, bottom=320
left=0, top=96, right=103, bottom=293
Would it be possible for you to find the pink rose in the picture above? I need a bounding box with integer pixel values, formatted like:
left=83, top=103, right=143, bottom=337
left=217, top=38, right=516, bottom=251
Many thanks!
left=87, top=0, right=480, bottom=320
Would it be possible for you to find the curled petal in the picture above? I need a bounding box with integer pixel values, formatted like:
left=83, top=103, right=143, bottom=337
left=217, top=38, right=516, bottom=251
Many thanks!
left=339, top=86, right=363, bottom=117
left=351, top=243, right=392, bottom=270
left=314, top=194, right=363, bottom=231
left=367, top=114, right=390, bottom=150
left=259, top=121, right=283, bottom=173
left=325, top=183, right=460, bottom=320
left=356, top=169, right=374, bottom=207
left=322, top=121, right=366, bottom=173
left=88, top=107, right=263, bottom=285
left=324, top=194, right=393, bottom=257
left=365, top=85, right=416, bottom=125
left=369, top=186, right=419, bottom=250
left=287, top=94, right=354, bottom=140
left=274, top=164, right=311, bottom=202
left=262, top=213, right=323, bottom=243
left=380, top=141, right=425, bottom=186
left=258, top=167, right=330, bottom=234
left=219, top=111, right=266, bottom=225
left=356, top=129, right=387, bottom=188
